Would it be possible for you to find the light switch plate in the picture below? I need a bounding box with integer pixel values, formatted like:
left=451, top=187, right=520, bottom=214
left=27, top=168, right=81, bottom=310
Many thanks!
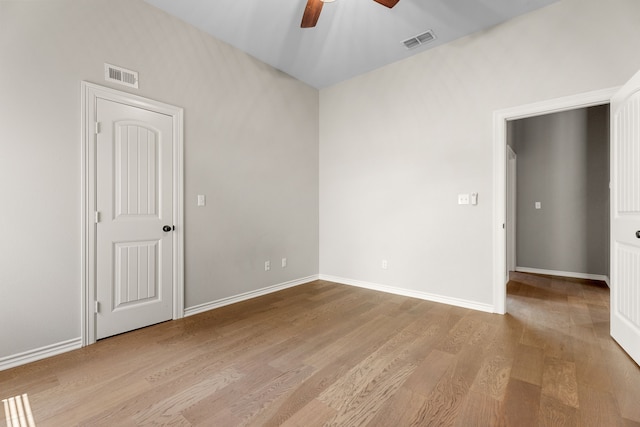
left=197, top=195, right=206, bottom=207
left=535, top=202, right=541, bottom=209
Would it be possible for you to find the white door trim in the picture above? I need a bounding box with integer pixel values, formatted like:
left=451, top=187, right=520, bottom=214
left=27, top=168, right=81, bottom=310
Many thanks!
left=506, top=145, right=517, bottom=275
left=81, top=82, right=184, bottom=345
left=492, top=87, right=618, bottom=314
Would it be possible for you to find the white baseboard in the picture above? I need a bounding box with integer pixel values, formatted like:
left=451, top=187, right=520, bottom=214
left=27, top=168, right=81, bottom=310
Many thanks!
left=318, top=274, right=495, bottom=314
left=0, top=337, right=82, bottom=372
left=515, top=267, right=609, bottom=285
left=184, top=275, right=320, bottom=317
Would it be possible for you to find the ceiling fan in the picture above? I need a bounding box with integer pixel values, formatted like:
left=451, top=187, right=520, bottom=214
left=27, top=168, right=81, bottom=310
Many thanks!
left=301, top=0, right=400, bottom=28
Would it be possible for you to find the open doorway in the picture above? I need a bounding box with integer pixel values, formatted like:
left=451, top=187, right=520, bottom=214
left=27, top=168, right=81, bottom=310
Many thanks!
left=492, top=87, right=618, bottom=314
left=506, top=105, right=610, bottom=285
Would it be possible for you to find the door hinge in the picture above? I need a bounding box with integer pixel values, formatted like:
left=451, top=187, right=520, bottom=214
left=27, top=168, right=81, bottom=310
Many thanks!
left=95, top=122, right=101, bottom=134
left=95, top=301, right=100, bottom=314
left=95, top=211, right=100, bottom=224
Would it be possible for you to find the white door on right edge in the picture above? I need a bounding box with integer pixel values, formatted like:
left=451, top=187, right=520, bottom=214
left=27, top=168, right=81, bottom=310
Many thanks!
left=610, top=68, right=640, bottom=366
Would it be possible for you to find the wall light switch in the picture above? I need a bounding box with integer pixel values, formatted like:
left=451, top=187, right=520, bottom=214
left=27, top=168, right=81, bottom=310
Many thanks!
left=458, top=194, right=470, bottom=205
left=535, top=202, right=541, bottom=209
left=197, top=195, right=206, bottom=207
left=471, top=193, right=478, bottom=205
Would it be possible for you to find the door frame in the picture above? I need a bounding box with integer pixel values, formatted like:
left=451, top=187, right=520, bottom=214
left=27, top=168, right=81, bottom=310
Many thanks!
left=492, top=87, right=618, bottom=314
left=506, top=145, right=516, bottom=275
left=81, top=81, right=184, bottom=345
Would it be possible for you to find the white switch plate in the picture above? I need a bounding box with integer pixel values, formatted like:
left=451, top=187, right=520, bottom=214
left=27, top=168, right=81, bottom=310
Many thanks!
left=458, top=194, right=470, bottom=205
left=197, top=195, right=206, bottom=207
left=281, top=258, right=287, bottom=268
left=382, top=259, right=388, bottom=269
left=535, top=202, right=541, bottom=209
left=264, top=261, right=270, bottom=271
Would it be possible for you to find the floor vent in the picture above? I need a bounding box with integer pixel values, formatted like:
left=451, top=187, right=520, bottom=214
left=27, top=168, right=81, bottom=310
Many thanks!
left=104, top=63, right=139, bottom=89
left=402, top=30, right=436, bottom=49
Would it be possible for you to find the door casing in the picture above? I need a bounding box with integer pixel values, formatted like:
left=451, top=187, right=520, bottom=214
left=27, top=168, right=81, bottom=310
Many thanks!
left=506, top=145, right=516, bottom=276
left=81, top=81, right=184, bottom=346
left=492, top=87, right=618, bottom=314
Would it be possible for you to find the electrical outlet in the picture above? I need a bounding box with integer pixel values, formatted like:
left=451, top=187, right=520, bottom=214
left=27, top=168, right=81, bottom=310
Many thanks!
left=264, top=261, right=270, bottom=271
left=382, top=259, right=388, bottom=269
left=281, top=258, right=287, bottom=268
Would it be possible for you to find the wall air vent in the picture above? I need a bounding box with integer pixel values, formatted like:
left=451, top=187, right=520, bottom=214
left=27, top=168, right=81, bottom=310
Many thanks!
left=104, top=63, right=139, bottom=88
left=402, top=30, right=436, bottom=50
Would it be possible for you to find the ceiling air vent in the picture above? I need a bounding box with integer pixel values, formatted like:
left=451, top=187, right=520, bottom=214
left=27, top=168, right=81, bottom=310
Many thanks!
left=104, top=63, right=138, bottom=88
left=402, top=30, right=436, bottom=50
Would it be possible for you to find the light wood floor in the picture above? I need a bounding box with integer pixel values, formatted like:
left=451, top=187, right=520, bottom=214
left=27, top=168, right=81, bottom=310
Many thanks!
left=2, top=273, right=640, bottom=426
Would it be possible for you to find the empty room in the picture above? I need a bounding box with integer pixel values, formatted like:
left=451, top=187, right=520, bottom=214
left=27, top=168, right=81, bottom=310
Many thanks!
left=1, top=0, right=640, bottom=425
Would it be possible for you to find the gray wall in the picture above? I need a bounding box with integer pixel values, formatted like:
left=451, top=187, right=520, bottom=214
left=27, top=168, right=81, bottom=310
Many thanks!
left=511, top=106, right=610, bottom=276
left=0, top=0, right=319, bottom=359
left=319, top=0, right=637, bottom=305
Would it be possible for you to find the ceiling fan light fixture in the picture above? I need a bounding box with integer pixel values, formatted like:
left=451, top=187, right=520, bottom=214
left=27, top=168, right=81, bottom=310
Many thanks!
left=302, top=0, right=398, bottom=28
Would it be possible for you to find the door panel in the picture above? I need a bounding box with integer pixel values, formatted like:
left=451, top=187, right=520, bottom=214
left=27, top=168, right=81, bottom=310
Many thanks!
left=611, top=69, right=640, bottom=366
left=115, top=123, right=158, bottom=218
left=114, top=240, right=159, bottom=308
left=96, top=99, right=173, bottom=340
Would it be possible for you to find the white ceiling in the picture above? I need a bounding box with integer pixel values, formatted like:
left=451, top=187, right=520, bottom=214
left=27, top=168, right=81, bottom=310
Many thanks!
left=144, top=0, right=558, bottom=89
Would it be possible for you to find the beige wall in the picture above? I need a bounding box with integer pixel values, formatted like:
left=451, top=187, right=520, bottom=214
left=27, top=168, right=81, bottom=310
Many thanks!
left=319, top=0, right=640, bottom=305
left=0, top=0, right=319, bottom=359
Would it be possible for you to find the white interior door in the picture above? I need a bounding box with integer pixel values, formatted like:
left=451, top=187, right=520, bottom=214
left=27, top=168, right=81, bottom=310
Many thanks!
left=610, top=69, right=640, bottom=366
left=96, top=98, right=174, bottom=340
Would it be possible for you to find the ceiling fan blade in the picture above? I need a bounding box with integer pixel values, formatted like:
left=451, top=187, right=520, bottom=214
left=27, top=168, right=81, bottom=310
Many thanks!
left=373, top=0, right=400, bottom=8
left=301, top=0, right=324, bottom=28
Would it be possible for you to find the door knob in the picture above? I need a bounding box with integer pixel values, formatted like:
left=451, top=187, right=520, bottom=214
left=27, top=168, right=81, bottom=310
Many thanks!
left=163, top=225, right=173, bottom=232
left=636, top=230, right=640, bottom=239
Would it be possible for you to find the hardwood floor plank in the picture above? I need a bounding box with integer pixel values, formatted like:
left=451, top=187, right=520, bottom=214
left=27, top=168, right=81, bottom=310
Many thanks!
left=364, top=387, right=430, bottom=426
left=402, top=349, right=456, bottom=395
left=407, top=347, right=481, bottom=426
left=576, top=384, right=624, bottom=427
left=604, top=345, right=640, bottom=422
left=541, top=357, right=579, bottom=408
left=179, top=363, right=282, bottom=425
left=132, top=367, right=243, bottom=425
left=248, top=362, right=349, bottom=427
left=278, top=399, right=335, bottom=427
left=510, top=344, right=544, bottom=386
left=454, top=390, right=506, bottom=427
left=227, top=364, right=315, bottom=424
left=538, top=394, right=577, bottom=427
left=470, top=353, right=513, bottom=401
left=322, top=358, right=417, bottom=426
left=317, top=324, right=417, bottom=410
left=502, top=378, right=540, bottom=427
